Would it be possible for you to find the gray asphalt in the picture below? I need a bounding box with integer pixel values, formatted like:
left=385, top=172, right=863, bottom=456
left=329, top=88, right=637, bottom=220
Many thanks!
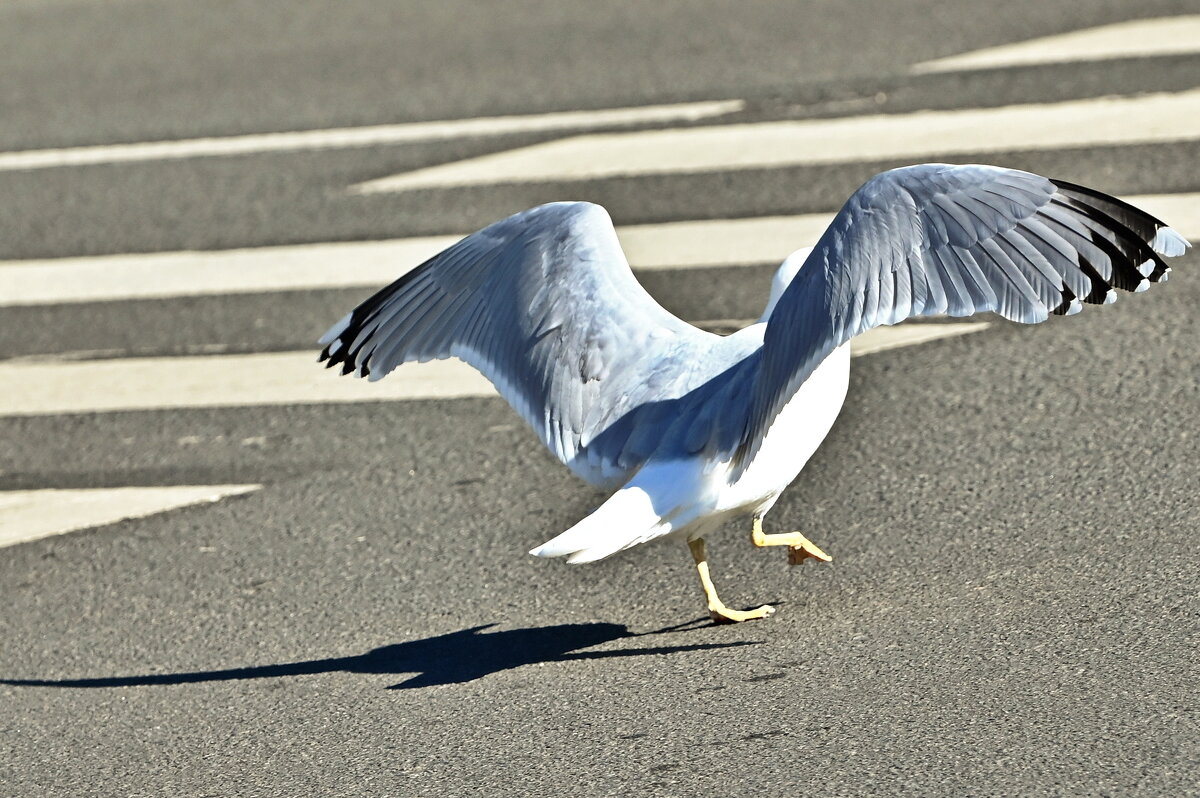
left=2, top=2, right=1198, bottom=796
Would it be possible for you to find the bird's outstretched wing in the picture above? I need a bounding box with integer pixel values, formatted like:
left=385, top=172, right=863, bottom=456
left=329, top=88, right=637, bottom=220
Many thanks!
left=319, top=201, right=746, bottom=487
left=740, top=164, right=1189, bottom=466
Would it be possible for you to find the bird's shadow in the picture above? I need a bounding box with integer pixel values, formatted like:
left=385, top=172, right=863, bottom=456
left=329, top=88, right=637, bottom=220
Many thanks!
left=2, top=620, right=756, bottom=690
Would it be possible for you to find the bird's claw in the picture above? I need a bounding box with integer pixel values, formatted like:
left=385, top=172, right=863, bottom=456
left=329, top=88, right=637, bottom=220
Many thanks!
left=787, top=538, right=831, bottom=566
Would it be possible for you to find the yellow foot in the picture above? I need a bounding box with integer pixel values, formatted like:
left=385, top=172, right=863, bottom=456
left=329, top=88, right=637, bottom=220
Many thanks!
left=785, top=535, right=831, bottom=565
left=708, top=603, right=776, bottom=624
left=751, top=518, right=831, bottom=567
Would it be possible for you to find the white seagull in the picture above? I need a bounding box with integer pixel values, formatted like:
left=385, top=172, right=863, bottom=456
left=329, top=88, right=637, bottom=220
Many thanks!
left=319, top=164, right=1188, bottom=623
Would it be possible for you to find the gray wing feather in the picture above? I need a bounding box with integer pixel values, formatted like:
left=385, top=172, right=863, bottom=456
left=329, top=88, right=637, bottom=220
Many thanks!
left=739, top=164, right=1188, bottom=467
left=319, top=201, right=753, bottom=487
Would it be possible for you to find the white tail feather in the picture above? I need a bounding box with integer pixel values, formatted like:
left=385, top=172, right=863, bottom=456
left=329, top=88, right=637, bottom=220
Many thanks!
left=530, top=458, right=718, bottom=563
left=529, top=484, right=672, bottom=563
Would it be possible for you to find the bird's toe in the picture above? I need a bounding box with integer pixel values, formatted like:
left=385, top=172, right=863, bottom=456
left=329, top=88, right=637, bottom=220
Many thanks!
left=787, top=537, right=831, bottom=565
left=709, top=603, right=776, bottom=624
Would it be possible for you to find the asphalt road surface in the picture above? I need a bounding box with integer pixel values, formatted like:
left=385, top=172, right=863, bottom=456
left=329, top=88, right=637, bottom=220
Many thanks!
left=2, top=2, right=1198, bottom=796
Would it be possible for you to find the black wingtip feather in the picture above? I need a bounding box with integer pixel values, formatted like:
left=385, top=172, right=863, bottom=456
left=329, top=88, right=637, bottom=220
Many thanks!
left=1072, top=249, right=1112, bottom=305
left=317, top=249, right=453, bottom=379
left=1050, top=283, right=1076, bottom=316
left=1041, top=180, right=1184, bottom=304
left=1050, top=179, right=1177, bottom=278
left=1054, top=195, right=1168, bottom=281
left=1050, top=179, right=1171, bottom=236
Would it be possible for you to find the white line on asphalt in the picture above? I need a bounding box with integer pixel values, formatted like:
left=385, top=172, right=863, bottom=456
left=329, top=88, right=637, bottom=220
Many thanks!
left=912, top=15, right=1200, bottom=73
left=0, top=324, right=988, bottom=416
left=0, top=100, right=744, bottom=173
left=349, top=90, right=1200, bottom=192
left=2, top=194, right=1194, bottom=307
left=0, top=485, right=262, bottom=548
left=0, top=215, right=832, bottom=306
left=849, top=323, right=991, bottom=356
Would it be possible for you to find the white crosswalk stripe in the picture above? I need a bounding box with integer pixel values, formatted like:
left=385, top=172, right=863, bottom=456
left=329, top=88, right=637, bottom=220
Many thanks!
left=0, top=485, right=262, bottom=548
left=0, top=100, right=744, bottom=172
left=911, top=15, right=1200, bottom=73
left=351, top=90, right=1200, bottom=193
left=0, top=324, right=990, bottom=417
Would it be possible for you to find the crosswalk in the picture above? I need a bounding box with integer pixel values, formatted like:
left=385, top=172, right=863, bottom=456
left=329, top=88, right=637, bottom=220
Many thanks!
left=1, top=14, right=1196, bottom=546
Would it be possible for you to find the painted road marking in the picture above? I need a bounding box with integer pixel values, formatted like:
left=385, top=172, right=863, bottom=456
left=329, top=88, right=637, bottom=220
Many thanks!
left=0, top=215, right=832, bottom=306
left=849, top=323, right=991, bottom=356
left=2, top=194, right=1193, bottom=307
left=0, top=100, right=743, bottom=173
left=912, top=15, right=1200, bottom=73
left=350, top=90, right=1200, bottom=192
left=0, top=324, right=988, bottom=416
left=0, top=485, right=262, bottom=548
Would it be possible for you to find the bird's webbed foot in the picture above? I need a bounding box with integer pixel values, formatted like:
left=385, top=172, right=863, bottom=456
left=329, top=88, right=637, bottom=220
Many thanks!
left=750, top=517, right=832, bottom=566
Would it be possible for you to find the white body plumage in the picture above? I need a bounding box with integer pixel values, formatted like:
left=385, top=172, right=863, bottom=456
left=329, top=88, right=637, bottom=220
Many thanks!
left=529, top=249, right=851, bottom=564
left=532, top=340, right=851, bottom=563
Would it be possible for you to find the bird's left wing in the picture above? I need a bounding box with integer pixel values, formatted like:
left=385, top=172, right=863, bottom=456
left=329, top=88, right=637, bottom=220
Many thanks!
left=740, top=163, right=1189, bottom=466
left=318, top=201, right=737, bottom=487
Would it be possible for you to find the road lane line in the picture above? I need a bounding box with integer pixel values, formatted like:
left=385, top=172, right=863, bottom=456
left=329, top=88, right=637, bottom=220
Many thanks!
left=350, top=90, right=1200, bottom=192
left=0, top=324, right=988, bottom=416
left=850, top=323, right=992, bottom=356
left=0, top=235, right=464, bottom=307
left=0, top=215, right=832, bottom=306
left=0, top=485, right=262, bottom=548
left=3, top=194, right=1194, bottom=307
left=0, top=100, right=744, bottom=173
left=912, top=15, right=1200, bottom=73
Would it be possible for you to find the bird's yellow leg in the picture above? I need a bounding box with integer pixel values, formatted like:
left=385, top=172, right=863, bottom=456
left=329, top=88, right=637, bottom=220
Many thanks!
left=688, top=537, right=775, bottom=624
left=751, top=516, right=832, bottom=566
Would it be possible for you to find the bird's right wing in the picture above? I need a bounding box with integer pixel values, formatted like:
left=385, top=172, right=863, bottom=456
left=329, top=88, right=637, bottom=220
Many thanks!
left=739, top=164, right=1189, bottom=467
left=318, top=201, right=735, bottom=487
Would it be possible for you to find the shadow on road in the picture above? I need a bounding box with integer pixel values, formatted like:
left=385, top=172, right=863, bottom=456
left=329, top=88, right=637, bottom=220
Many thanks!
left=1, top=621, right=755, bottom=689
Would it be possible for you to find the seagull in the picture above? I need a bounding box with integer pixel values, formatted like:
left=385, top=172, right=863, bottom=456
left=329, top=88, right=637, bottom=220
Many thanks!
left=318, top=164, right=1188, bottom=623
